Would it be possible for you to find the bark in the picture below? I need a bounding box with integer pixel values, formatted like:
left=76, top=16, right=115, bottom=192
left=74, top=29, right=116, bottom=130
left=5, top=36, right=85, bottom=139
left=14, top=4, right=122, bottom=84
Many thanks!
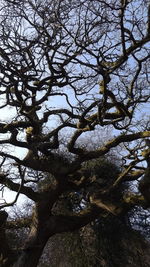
left=13, top=238, right=49, bottom=267
left=4, top=208, right=150, bottom=267
left=13, top=201, right=54, bottom=267
left=12, top=206, right=100, bottom=267
left=36, top=215, right=150, bottom=267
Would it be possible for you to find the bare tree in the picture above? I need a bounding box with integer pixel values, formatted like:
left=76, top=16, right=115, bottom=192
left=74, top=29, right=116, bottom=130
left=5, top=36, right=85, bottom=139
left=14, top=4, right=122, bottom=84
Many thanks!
left=0, top=0, right=150, bottom=266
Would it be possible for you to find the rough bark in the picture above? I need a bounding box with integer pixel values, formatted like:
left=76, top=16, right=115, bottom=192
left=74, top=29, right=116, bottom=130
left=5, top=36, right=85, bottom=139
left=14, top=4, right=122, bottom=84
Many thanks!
left=13, top=200, right=54, bottom=267
left=36, top=215, right=150, bottom=267
left=12, top=232, right=48, bottom=266
left=1, top=205, right=150, bottom=267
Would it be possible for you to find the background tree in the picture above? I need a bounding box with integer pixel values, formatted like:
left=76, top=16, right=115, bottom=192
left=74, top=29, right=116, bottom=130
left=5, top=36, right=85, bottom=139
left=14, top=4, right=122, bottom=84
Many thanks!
left=0, top=0, right=150, bottom=266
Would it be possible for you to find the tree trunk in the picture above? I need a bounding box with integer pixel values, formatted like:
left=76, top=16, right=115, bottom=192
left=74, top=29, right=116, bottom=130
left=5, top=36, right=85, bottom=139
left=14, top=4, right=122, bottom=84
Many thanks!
left=6, top=208, right=150, bottom=267
left=37, top=216, right=150, bottom=267
left=13, top=240, right=48, bottom=267
left=13, top=201, right=54, bottom=267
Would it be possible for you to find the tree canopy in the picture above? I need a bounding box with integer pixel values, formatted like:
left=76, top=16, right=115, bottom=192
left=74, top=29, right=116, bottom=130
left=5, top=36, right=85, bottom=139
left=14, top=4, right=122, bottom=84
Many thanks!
left=0, top=0, right=150, bottom=266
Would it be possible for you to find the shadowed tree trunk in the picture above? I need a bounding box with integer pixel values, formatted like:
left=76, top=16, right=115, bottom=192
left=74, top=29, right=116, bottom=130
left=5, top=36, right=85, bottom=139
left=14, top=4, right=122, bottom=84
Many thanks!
left=1, top=205, right=150, bottom=267
left=13, top=200, right=55, bottom=267
left=37, top=217, right=150, bottom=267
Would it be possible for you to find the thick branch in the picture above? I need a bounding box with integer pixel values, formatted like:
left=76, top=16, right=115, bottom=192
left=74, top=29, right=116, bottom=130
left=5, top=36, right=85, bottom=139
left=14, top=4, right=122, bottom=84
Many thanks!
left=70, top=131, right=150, bottom=160
left=0, top=176, right=40, bottom=202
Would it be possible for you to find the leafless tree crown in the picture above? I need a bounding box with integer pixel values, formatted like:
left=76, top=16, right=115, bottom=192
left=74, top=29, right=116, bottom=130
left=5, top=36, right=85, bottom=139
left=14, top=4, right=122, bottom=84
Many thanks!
left=0, top=0, right=149, bottom=234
